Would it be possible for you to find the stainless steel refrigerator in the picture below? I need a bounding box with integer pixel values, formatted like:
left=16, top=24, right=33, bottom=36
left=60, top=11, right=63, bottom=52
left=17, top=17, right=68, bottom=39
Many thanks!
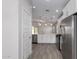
left=60, top=13, right=77, bottom=59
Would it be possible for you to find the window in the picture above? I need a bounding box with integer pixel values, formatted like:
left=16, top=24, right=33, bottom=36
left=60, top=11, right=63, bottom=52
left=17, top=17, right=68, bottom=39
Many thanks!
left=32, top=27, right=35, bottom=34
left=32, top=26, right=38, bottom=34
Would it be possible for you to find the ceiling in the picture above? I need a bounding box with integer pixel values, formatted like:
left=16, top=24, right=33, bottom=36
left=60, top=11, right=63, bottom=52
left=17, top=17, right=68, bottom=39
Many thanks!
left=32, top=0, right=70, bottom=26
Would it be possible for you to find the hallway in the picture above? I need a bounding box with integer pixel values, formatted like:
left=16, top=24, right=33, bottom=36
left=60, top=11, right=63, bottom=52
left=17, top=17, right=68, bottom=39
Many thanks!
left=2, top=0, right=77, bottom=59
left=31, top=44, right=63, bottom=59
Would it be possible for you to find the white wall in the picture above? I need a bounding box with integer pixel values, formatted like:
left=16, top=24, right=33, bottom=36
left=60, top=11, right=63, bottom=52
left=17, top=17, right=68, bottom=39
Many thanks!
left=2, top=0, right=19, bottom=59
left=2, top=0, right=32, bottom=59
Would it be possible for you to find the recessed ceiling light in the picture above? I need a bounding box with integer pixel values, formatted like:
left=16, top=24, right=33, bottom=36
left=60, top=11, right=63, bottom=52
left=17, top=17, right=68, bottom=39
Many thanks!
left=38, top=23, right=41, bottom=26
left=50, top=24, right=53, bottom=26
left=45, top=24, right=47, bottom=26
left=56, top=10, right=59, bottom=12
left=33, top=6, right=36, bottom=8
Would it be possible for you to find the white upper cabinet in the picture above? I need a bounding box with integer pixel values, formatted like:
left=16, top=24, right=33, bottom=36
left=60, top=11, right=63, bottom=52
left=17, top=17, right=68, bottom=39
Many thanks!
left=59, top=0, right=77, bottom=21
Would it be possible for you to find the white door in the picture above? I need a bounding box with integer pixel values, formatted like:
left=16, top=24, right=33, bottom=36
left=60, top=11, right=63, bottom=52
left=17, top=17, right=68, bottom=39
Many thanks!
left=22, top=8, right=32, bottom=59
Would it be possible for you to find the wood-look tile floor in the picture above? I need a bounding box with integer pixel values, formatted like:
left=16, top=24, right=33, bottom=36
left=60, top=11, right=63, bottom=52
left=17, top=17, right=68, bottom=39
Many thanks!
left=31, top=44, right=63, bottom=59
